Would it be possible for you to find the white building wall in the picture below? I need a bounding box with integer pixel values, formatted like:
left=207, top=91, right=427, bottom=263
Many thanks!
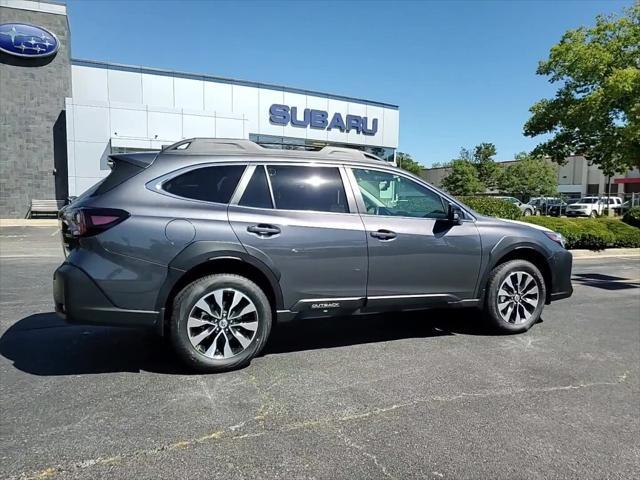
left=65, top=98, right=246, bottom=196
left=67, top=62, right=399, bottom=196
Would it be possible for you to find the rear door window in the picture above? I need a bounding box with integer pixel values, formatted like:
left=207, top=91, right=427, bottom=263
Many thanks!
left=162, top=165, right=245, bottom=203
left=266, top=165, right=348, bottom=213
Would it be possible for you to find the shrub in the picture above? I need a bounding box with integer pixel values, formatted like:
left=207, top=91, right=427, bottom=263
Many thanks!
left=601, top=218, right=640, bottom=247
left=458, top=196, right=522, bottom=220
left=523, top=217, right=640, bottom=250
left=622, top=206, right=640, bottom=228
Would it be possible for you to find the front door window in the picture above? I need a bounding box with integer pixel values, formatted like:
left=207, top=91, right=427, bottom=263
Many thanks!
left=352, top=169, right=447, bottom=219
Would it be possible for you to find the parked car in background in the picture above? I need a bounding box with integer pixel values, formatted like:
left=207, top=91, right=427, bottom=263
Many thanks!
left=621, top=200, right=635, bottom=214
left=547, top=199, right=572, bottom=217
left=608, top=196, right=624, bottom=215
left=495, top=196, right=536, bottom=216
left=53, top=138, right=573, bottom=372
left=565, top=196, right=622, bottom=217
left=529, top=197, right=565, bottom=216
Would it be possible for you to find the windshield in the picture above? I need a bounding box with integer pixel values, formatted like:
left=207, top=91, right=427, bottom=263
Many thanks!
left=578, top=197, right=599, bottom=204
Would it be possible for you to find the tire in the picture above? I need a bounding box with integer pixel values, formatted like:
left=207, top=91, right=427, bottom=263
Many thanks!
left=485, top=259, right=546, bottom=333
left=170, top=274, right=272, bottom=373
left=590, top=210, right=598, bottom=218
left=523, top=209, right=532, bottom=217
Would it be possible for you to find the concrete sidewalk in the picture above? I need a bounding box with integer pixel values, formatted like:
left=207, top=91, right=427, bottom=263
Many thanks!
left=0, top=219, right=58, bottom=227
left=572, top=248, right=640, bottom=260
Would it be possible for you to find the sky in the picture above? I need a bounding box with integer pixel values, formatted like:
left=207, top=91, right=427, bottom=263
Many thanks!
left=65, top=0, right=633, bottom=166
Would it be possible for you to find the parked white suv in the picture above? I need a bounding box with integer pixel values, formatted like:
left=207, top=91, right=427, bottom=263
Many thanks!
left=565, top=196, right=622, bottom=217
left=495, top=196, right=536, bottom=216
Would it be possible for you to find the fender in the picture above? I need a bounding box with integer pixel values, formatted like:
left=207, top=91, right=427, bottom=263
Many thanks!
left=154, top=241, right=284, bottom=314
left=474, top=236, right=554, bottom=303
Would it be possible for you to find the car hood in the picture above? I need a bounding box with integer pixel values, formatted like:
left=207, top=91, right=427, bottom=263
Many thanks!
left=498, top=219, right=553, bottom=233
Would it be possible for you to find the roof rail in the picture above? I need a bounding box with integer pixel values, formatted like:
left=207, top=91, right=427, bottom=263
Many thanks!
left=318, top=146, right=386, bottom=163
left=162, top=138, right=266, bottom=154
left=161, top=137, right=388, bottom=164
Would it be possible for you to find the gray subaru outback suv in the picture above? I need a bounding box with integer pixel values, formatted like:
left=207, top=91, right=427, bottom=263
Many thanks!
left=54, top=138, right=572, bottom=372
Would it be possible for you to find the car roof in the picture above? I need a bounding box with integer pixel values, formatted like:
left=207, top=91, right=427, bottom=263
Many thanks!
left=156, top=138, right=392, bottom=168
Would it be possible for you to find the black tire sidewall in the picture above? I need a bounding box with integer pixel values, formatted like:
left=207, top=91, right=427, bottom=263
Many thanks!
left=486, top=260, right=546, bottom=333
left=171, top=274, right=272, bottom=372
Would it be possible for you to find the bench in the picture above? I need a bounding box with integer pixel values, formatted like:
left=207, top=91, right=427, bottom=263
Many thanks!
left=29, top=199, right=66, bottom=218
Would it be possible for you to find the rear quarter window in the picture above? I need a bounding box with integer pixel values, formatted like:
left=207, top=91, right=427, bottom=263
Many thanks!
left=162, top=165, right=245, bottom=203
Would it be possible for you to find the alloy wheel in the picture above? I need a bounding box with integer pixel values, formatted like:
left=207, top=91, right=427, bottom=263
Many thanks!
left=497, top=271, right=540, bottom=325
left=187, top=288, right=259, bottom=359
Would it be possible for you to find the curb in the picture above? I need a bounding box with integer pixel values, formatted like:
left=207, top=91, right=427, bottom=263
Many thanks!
left=571, top=248, right=640, bottom=260
left=0, top=219, right=58, bottom=227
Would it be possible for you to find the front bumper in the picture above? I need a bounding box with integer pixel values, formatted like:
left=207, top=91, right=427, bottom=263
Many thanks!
left=566, top=210, right=589, bottom=216
left=54, top=263, right=160, bottom=329
left=547, top=249, right=573, bottom=303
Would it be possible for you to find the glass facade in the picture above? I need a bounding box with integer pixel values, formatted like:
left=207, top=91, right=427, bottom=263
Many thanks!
left=249, top=134, right=396, bottom=163
left=110, top=146, right=158, bottom=154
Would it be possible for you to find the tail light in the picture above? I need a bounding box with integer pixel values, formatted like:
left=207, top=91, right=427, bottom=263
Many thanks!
left=63, top=208, right=129, bottom=237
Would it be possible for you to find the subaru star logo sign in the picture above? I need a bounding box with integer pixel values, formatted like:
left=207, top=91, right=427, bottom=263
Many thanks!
left=0, top=23, right=59, bottom=58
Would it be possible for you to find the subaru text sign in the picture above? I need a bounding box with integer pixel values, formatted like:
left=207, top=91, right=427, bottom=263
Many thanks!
left=269, top=104, right=378, bottom=136
left=0, top=23, right=59, bottom=58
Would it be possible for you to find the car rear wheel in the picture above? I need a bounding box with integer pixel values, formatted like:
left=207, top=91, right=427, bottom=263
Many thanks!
left=170, top=274, right=272, bottom=372
left=523, top=209, right=532, bottom=216
left=485, top=260, right=546, bottom=333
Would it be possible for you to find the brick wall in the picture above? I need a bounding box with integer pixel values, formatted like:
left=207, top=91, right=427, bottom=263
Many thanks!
left=0, top=5, right=71, bottom=217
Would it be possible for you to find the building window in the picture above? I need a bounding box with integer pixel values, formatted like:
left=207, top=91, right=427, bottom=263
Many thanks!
left=586, top=184, right=599, bottom=195
left=110, top=146, right=159, bottom=154
left=249, top=134, right=396, bottom=163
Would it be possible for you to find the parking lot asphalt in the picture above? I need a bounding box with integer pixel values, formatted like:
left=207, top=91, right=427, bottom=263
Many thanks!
left=1, top=226, right=639, bottom=480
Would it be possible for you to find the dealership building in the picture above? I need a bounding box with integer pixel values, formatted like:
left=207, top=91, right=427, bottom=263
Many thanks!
left=0, top=0, right=399, bottom=217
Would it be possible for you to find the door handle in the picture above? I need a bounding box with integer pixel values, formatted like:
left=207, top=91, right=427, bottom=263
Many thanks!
left=247, top=224, right=281, bottom=237
left=370, top=229, right=397, bottom=241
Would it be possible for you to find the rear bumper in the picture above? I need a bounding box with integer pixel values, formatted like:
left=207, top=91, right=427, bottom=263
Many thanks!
left=53, top=263, right=160, bottom=329
left=547, top=249, right=573, bottom=303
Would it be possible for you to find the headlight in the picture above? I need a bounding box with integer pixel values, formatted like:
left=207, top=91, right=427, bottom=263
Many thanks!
left=544, top=231, right=566, bottom=248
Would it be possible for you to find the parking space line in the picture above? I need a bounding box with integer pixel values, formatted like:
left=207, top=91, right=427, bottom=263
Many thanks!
left=0, top=254, right=62, bottom=258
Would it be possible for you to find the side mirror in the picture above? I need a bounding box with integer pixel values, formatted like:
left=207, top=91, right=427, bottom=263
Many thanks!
left=447, top=203, right=463, bottom=225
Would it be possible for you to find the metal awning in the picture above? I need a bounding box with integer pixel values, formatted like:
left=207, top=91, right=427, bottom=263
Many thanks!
left=613, top=178, right=640, bottom=184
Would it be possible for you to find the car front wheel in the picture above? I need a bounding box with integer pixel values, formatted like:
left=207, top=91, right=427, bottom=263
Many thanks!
left=170, top=274, right=272, bottom=372
left=485, top=260, right=546, bottom=333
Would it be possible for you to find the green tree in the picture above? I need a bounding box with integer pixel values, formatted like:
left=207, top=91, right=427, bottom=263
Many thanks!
left=431, top=161, right=450, bottom=168
left=524, top=5, right=640, bottom=175
left=471, top=143, right=500, bottom=189
left=498, top=153, right=558, bottom=200
left=441, top=159, right=485, bottom=195
left=396, top=152, right=424, bottom=176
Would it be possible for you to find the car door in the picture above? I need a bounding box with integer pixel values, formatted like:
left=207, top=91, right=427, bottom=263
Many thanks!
left=228, top=163, right=368, bottom=313
left=347, top=167, right=482, bottom=308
